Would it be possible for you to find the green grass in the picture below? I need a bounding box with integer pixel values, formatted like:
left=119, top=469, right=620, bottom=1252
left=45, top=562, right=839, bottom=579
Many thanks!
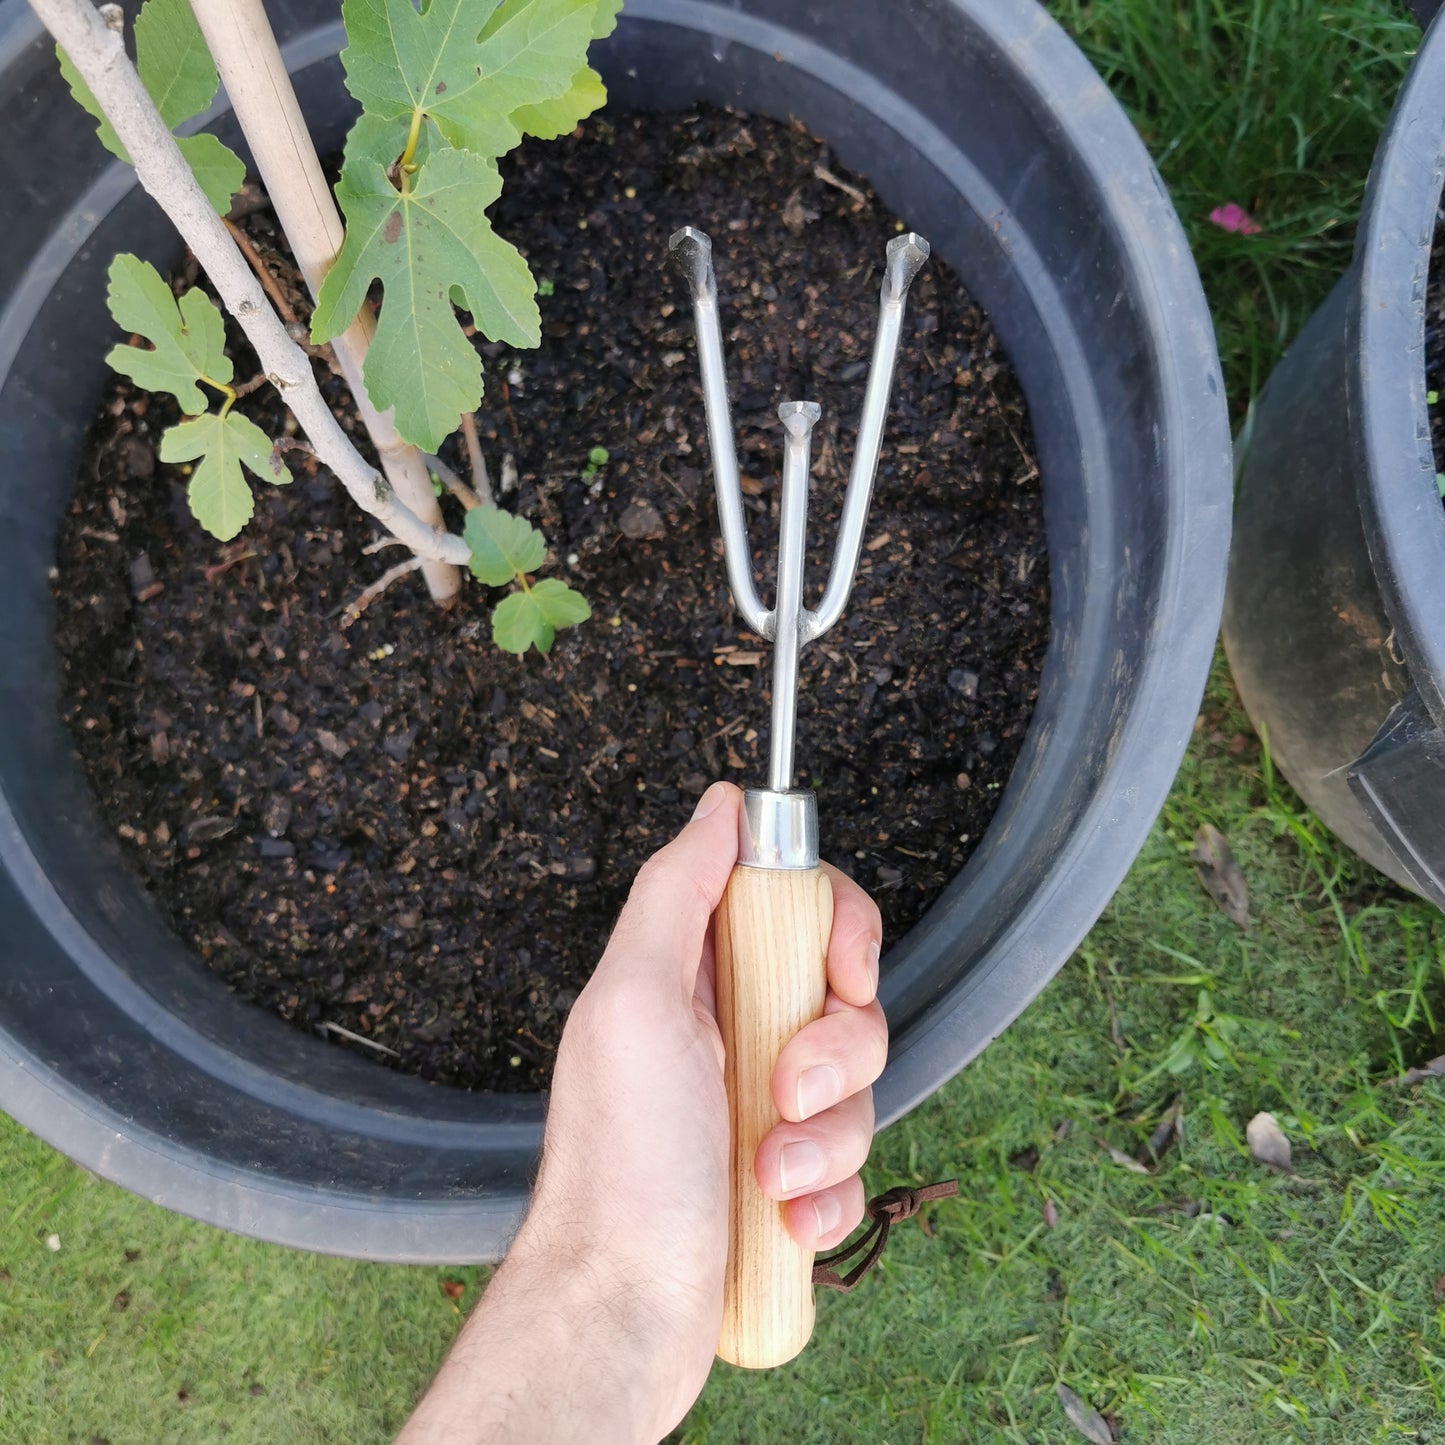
left=0, top=1121, right=469, bottom=1441
left=4, top=2, right=1441, bottom=1442
left=683, top=668, right=1445, bottom=1442
left=1053, top=0, right=1418, bottom=411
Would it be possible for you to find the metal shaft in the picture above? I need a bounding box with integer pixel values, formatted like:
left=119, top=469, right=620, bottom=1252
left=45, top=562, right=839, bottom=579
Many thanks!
left=770, top=402, right=820, bottom=791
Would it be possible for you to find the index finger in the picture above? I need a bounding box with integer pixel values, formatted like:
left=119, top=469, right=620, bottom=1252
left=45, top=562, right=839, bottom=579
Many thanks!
left=821, top=862, right=882, bottom=1009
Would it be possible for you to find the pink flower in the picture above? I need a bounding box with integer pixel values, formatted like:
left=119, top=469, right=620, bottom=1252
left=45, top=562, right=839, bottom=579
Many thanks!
left=1208, top=202, right=1262, bottom=236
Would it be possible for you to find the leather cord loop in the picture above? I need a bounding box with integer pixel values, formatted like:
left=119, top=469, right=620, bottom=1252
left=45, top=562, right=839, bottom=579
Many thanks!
left=812, top=1180, right=959, bottom=1292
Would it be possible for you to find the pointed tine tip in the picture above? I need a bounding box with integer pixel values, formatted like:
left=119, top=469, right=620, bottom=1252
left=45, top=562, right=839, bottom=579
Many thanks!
left=883, top=232, right=931, bottom=300
left=668, top=226, right=714, bottom=297
left=668, top=224, right=711, bottom=254
left=778, top=400, right=822, bottom=437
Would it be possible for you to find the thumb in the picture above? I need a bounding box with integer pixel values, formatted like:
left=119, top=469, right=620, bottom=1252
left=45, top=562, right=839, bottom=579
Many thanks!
left=599, top=781, right=742, bottom=990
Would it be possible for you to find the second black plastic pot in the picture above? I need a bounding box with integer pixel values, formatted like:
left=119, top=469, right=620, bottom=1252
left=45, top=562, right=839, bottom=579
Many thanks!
left=1223, top=13, right=1445, bottom=909
left=0, top=0, right=1230, bottom=1262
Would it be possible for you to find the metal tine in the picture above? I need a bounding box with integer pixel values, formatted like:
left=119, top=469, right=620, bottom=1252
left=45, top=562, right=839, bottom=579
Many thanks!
left=804, top=231, right=931, bottom=642
left=667, top=226, right=772, bottom=640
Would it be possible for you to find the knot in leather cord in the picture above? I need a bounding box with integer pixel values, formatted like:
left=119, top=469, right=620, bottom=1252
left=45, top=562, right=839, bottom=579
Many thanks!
left=812, top=1179, right=958, bottom=1293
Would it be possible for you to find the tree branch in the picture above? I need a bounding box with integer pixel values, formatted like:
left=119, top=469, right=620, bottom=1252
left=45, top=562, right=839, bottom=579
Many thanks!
left=424, top=453, right=483, bottom=512
left=222, top=215, right=296, bottom=325
left=341, top=556, right=424, bottom=627
left=30, top=0, right=470, bottom=569
left=188, top=0, right=461, bottom=604
left=459, top=412, right=495, bottom=507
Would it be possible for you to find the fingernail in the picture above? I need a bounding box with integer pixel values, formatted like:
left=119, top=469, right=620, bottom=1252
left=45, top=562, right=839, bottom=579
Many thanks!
left=866, top=939, right=881, bottom=994
left=778, top=1139, right=826, bottom=1194
left=692, top=782, right=727, bottom=820
left=812, top=1191, right=842, bottom=1240
left=796, top=1064, right=842, bottom=1121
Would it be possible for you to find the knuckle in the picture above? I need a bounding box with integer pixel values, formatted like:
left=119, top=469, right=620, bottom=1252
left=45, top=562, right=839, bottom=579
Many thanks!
left=842, top=1089, right=876, bottom=1154
left=567, top=972, right=655, bottom=1049
left=629, top=850, right=670, bottom=898
left=625, top=849, right=713, bottom=926
left=844, top=1125, right=873, bottom=1178
left=819, top=1010, right=887, bottom=1091
left=615, top=859, right=665, bottom=933
left=858, top=1006, right=889, bottom=1080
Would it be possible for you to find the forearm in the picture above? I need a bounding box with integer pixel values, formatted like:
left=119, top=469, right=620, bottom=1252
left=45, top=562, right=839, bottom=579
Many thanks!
left=397, top=1230, right=666, bottom=1445
left=395, top=781, right=885, bottom=1442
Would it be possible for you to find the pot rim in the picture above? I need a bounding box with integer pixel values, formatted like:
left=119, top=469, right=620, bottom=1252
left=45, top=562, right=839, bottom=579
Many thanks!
left=1353, top=11, right=1445, bottom=724
left=0, top=0, right=1231, bottom=1259
left=854, top=0, right=1231, bottom=1118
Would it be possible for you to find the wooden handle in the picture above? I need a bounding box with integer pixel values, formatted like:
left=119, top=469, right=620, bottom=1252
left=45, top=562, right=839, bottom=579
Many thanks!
left=714, top=863, right=832, bottom=1368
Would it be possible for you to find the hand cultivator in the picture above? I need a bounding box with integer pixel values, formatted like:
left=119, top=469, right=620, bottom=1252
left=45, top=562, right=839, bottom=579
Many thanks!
left=670, top=224, right=929, bottom=1368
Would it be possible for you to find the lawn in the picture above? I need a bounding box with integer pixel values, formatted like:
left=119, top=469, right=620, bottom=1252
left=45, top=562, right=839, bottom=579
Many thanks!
left=3, top=2, right=1443, bottom=1442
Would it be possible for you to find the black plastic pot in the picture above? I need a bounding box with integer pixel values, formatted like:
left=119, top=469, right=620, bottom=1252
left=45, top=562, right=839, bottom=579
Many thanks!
left=0, top=0, right=1229, bottom=1262
left=1222, top=15, right=1445, bottom=909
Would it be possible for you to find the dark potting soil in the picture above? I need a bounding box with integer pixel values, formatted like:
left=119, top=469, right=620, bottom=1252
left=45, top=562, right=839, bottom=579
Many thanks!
left=54, top=107, right=1049, bottom=1092
left=1428, top=210, right=1445, bottom=498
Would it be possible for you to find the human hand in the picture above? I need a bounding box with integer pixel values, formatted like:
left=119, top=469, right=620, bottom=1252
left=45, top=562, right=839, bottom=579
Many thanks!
left=400, top=781, right=887, bottom=1443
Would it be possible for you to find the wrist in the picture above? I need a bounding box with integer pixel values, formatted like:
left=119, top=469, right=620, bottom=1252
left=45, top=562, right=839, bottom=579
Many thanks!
left=400, top=1224, right=679, bottom=1445
left=502, top=1216, right=689, bottom=1435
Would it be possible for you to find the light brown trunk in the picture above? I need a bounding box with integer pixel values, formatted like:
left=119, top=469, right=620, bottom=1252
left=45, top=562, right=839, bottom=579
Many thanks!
left=189, top=0, right=461, bottom=604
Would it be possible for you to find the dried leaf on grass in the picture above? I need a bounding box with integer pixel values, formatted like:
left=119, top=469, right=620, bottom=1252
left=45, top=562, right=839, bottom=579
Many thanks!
left=1246, top=1111, right=1292, bottom=1171
left=1043, top=1196, right=1059, bottom=1229
left=1103, top=979, right=1126, bottom=1051
left=1140, top=1096, right=1184, bottom=1165
left=1191, top=823, right=1249, bottom=929
left=1147, top=1196, right=1234, bottom=1226
left=1098, top=1139, right=1152, bottom=1175
left=440, top=1278, right=465, bottom=1302
left=1387, top=1054, right=1445, bottom=1088
left=1057, top=1383, right=1115, bottom=1444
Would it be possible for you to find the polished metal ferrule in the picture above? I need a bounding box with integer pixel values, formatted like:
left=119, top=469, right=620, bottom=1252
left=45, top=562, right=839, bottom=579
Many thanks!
left=738, top=788, right=819, bottom=870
